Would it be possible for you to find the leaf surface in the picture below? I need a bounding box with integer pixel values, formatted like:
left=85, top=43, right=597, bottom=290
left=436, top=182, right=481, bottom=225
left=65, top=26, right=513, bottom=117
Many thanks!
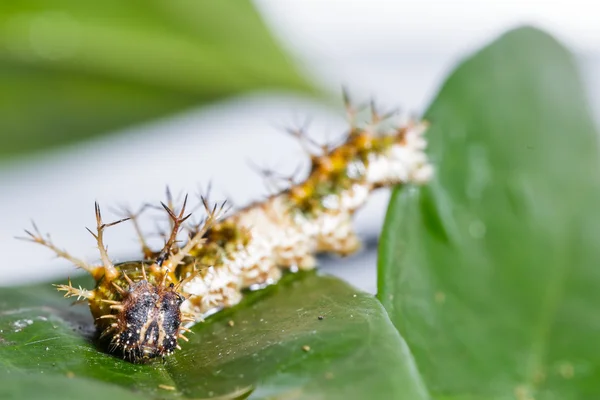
left=0, top=0, right=313, bottom=159
left=379, top=26, right=600, bottom=399
left=1, top=273, right=427, bottom=399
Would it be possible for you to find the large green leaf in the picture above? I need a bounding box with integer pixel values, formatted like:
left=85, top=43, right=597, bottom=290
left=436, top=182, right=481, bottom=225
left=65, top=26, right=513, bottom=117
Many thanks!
left=0, top=1, right=314, bottom=159
left=378, top=27, right=600, bottom=399
left=0, top=272, right=428, bottom=399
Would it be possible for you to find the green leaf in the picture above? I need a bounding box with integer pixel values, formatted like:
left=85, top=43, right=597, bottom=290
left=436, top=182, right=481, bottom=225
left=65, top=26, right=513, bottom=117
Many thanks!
left=378, top=27, right=600, bottom=399
left=0, top=272, right=428, bottom=399
left=0, top=1, right=314, bottom=159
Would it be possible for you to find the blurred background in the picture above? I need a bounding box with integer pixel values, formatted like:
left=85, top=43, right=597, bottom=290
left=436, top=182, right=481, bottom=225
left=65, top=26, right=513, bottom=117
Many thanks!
left=0, top=0, right=598, bottom=293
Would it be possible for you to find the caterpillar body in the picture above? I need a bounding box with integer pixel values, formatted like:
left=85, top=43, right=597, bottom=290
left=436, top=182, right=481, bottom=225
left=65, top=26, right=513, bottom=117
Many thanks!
left=24, top=101, right=433, bottom=363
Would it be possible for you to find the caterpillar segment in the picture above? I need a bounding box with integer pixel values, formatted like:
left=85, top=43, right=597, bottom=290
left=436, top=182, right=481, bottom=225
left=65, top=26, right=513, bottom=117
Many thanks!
left=23, top=100, right=433, bottom=362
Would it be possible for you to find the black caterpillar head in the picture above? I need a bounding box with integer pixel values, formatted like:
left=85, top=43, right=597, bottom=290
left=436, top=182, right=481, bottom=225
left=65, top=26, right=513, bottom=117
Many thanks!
left=110, top=280, right=186, bottom=361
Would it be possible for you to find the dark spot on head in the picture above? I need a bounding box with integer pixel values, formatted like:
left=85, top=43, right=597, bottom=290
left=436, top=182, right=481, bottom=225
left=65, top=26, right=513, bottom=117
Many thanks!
left=112, top=280, right=185, bottom=361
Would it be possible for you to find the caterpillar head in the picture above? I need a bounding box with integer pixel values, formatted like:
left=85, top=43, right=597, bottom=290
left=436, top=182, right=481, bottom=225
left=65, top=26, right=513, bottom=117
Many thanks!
left=108, top=279, right=186, bottom=361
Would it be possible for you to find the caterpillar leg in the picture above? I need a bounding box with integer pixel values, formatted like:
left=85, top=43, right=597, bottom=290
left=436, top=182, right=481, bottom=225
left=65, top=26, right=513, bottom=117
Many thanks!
left=274, top=240, right=317, bottom=271
left=317, top=230, right=362, bottom=257
left=293, top=254, right=317, bottom=270
left=315, top=215, right=362, bottom=257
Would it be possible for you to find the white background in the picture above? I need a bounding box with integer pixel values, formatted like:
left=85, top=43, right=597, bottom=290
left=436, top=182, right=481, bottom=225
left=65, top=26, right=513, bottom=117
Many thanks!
left=0, top=1, right=598, bottom=293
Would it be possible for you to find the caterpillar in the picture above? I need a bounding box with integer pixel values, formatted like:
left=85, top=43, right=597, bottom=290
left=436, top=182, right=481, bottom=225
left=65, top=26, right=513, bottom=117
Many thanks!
left=23, top=98, right=433, bottom=363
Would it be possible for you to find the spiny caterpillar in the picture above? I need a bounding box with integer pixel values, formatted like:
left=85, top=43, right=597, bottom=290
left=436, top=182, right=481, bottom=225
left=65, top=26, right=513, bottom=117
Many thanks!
left=23, top=98, right=433, bottom=363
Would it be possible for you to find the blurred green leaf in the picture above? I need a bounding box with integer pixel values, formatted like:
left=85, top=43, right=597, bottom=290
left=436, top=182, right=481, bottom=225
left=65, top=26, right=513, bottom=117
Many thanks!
left=0, top=272, right=428, bottom=399
left=0, top=0, right=314, bottom=159
left=378, top=27, right=600, bottom=399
